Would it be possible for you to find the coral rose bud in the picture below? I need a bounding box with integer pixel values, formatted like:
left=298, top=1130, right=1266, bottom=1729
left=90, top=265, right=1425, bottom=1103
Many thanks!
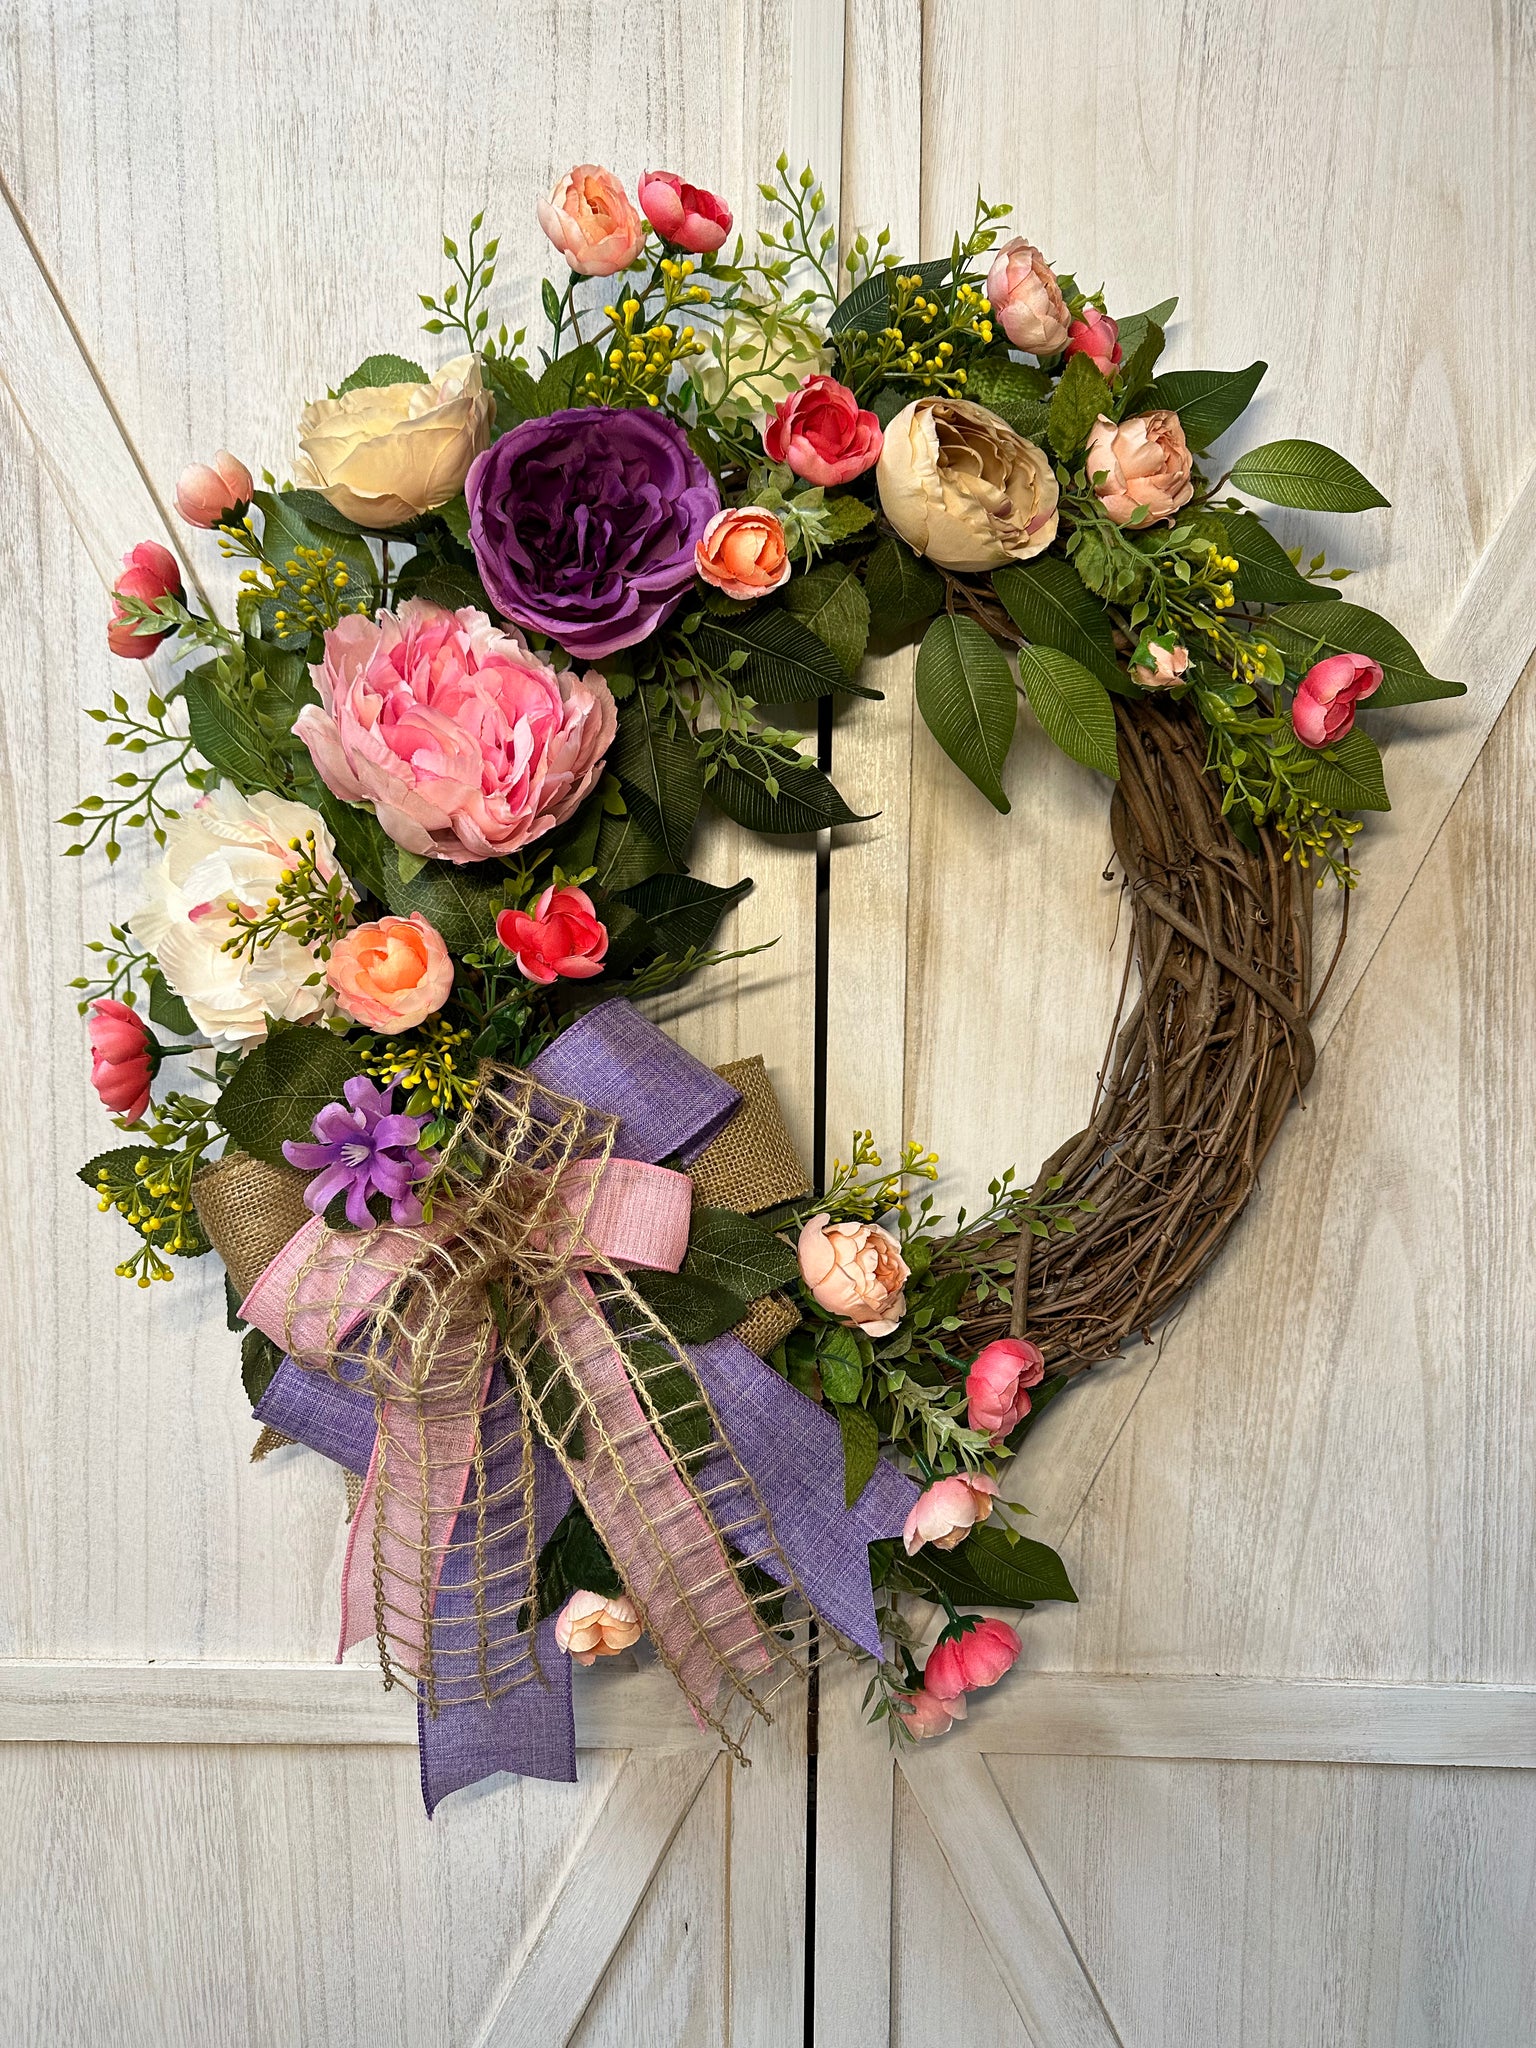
left=1085, top=410, right=1194, bottom=527
left=87, top=997, right=155, bottom=1121
left=638, top=170, right=732, bottom=254
left=107, top=541, right=184, bottom=658
left=965, top=1337, right=1045, bottom=1441
left=1066, top=306, right=1122, bottom=378
left=985, top=237, right=1071, bottom=356
left=695, top=507, right=790, bottom=601
left=554, top=1589, right=643, bottom=1665
left=325, top=913, right=453, bottom=1033
left=922, top=1617, right=1021, bottom=1701
left=903, top=1473, right=1000, bottom=1555
left=796, top=1212, right=909, bottom=1338
left=763, top=373, right=883, bottom=487
left=537, top=164, right=646, bottom=277
left=174, top=450, right=253, bottom=527
left=896, top=1688, right=967, bottom=1739
left=1133, top=638, right=1189, bottom=689
left=1291, top=651, right=1383, bottom=749
left=496, top=884, right=609, bottom=986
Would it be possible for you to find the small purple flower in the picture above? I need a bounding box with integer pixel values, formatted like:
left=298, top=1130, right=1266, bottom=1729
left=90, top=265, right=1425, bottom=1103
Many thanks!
left=282, top=1076, right=436, bottom=1229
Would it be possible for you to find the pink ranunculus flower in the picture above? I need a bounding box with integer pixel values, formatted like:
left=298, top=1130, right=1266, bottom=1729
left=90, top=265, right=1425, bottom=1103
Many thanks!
left=1084, top=409, right=1195, bottom=527
left=296, top=600, right=617, bottom=865
left=965, top=1337, right=1046, bottom=1441
left=554, top=1589, right=643, bottom=1666
left=638, top=170, right=732, bottom=254
left=922, top=1617, right=1022, bottom=1702
left=537, top=164, right=646, bottom=277
left=174, top=450, right=253, bottom=528
left=797, top=1213, right=909, bottom=1338
left=108, top=541, right=184, bottom=658
left=326, top=912, right=453, bottom=1032
left=985, top=237, right=1071, bottom=356
left=495, top=884, right=609, bottom=986
left=695, top=506, right=790, bottom=601
left=87, top=998, right=155, bottom=1120
left=896, top=1687, right=967, bottom=1739
left=1291, top=651, right=1383, bottom=748
left=1066, top=306, right=1122, bottom=378
left=903, top=1473, right=1000, bottom=1555
left=1133, top=638, right=1189, bottom=689
left=763, top=374, right=883, bottom=486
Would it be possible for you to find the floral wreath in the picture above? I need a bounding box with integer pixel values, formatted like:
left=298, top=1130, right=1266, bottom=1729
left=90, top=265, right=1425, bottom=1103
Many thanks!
left=70, top=157, right=1461, bottom=1808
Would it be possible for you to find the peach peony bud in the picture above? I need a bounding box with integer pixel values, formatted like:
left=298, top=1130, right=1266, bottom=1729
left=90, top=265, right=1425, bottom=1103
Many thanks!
left=965, top=1337, right=1045, bottom=1441
left=1133, top=638, right=1189, bottom=689
left=1292, top=651, right=1383, bottom=748
left=108, top=541, right=184, bottom=658
left=903, top=1473, right=999, bottom=1555
left=537, top=164, right=646, bottom=277
left=922, top=1617, right=1021, bottom=1701
left=985, top=237, right=1071, bottom=356
left=896, top=1687, right=967, bottom=1739
left=554, top=1589, right=643, bottom=1666
left=877, top=397, right=1058, bottom=572
left=1084, top=410, right=1194, bottom=527
left=695, top=507, right=790, bottom=600
left=326, top=912, right=453, bottom=1033
left=797, top=1212, right=909, bottom=1338
left=638, top=170, right=732, bottom=254
left=174, top=450, right=253, bottom=527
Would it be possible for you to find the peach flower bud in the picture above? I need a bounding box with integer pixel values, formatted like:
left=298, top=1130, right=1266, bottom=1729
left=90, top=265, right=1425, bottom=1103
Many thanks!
left=1066, top=307, right=1122, bottom=378
left=1291, top=651, right=1383, bottom=748
left=903, top=1473, right=999, bottom=1555
left=537, top=164, right=646, bottom=277
left=695, top=507, right=790, bottom=601
left=325, top=912, right=453, bottom=1033
left=877, top=397, right=1058, bottom=572
left=922, top=1617, right=1021, bottom=1701
left=797, top=1213, right=909, bottom=1339
left=108, top=541, right=184, bottom=658
left=1084, top=409, right=1194, bottom=527
left=896, top=1687, right=967, bottom=1739
left=554, top=1589, right=643, bottom=1666
left=638, top=170, right=732, bottom=254
left=985, top=237, right=1071, bottom=356
left=1133, top=638, right=1189, bottom=689
left=965, top=1337, right=1045, bottom=1441
left=174, top=450, right=253, bottom=527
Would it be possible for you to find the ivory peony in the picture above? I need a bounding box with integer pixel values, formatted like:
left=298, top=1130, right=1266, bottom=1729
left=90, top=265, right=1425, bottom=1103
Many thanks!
left=294, top=354, right=492, bottom=529
left=696, top=311, right=831, bottom=421
left=1084, top=410, right=1194, bottom=527
left=797, top=1213, right=909, bottom=1338
left=877, top=397, right=1059, bottom=571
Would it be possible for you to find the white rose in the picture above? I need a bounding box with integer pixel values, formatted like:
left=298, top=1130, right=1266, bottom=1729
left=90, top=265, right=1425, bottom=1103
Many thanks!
left=130, top=787, right=348, bottom=1048
left=294, top=353, right=493, bottom=529
left=696, top=312, right=831, bottom=421
left=875, top=396, right=1060, bottom=572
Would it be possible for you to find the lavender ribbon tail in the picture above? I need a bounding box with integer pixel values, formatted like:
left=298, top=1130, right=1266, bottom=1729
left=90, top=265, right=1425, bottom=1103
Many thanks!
left=254, top=1349, right=375, bottom=1473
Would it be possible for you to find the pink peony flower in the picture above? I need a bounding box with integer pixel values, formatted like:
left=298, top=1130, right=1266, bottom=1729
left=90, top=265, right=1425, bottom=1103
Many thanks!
left=537, top=165, right=646, bottom=277
left=763, top=374, right=883, bottom=487
left=985, top=237, right=1071, bottom=356
left=1291, top=651, right=1383, bottom=748
left=965, top=1337, right=1045, bottom=1441
left=325, top=912, right=453, bottom=1032
left=174, top=450, right=253, bottom=527
left=1066, top=307, right=1122, bottom=378
left=638, top=170, right=732, bottom=254
left=1084, top=410, right=1195, bottom=527
left=87, top=998, right=154, bottom=1120
left=554, top=1589, right=643, bottom=1665
left=296, top=600, right=616, bottom=865
left=695, top=507, right=790, bottom=601
left=896, top=1687, right=967, bottom=1739
left=797, top=1213, right=909, bottom=1338
left=903, top=1473, right=1000, bottom=1555
left=108, top=541, right=183, bottom=658
left=495, top=884, right=609, bottom=986
left=921, top=1618, right=1021, bottom=1702
left=1133, top=638, right=1189, bottom=689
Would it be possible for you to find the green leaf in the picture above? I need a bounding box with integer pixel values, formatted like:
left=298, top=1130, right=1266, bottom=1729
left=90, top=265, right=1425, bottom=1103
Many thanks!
left=532, top=1502, right=622, bottom=1621
left=335, top=352, right=429, bottom=396
left=697, top=603, right=849, bottom=702
left=1265, top=600, right=1464, bottom=708
left=391, top=550, right=494, bottom=613
left=310, top=790, right=395, bottom=902
left=437, top=496, right=473, bottom=548
left=272, top=487, right=370, bottom=538
left=1115, top=320, right=1165, bottom=406
left=612, top=698, right=704, bottom=865
left=592, top=808, right=671, bottom=892
left=1298, top=727, right=1390, bottom=811
left=1113, top=296, right=1178, bottom=366
left=1141, top=360, right=1266, bottom=450
left=828, top=256, right=948, bottom=336
left=1048, top=350, right=1113, bottom=459
left=1228, top=439, right=1389, bottom=513
left=782, top=563, right=872, bottom=679
left=214, top=1027, right=367, bottom=1166
left=707, top=750, right=866, bottom=836
left=833, top=1402, right=879, bottom=1508
left=865, top=536, right=944, bottom=636
left=382, top=857, right=513, bottom=953
left=535, top=343, right=601, bottom=413
left=644, top=1358, right=715, bottom=1464
left=484, top=357, right=543, bottom=433
left=821, top=494, right=878, bottom=544
left=629, top=1268, right=749, bottom=1344
left=914, top=615, right=1017, bottom=812
left=817, top=1325, right=865, bottom=1404
left=247, top=635, right=320, bottom=733
left=146, top=970, right=197, bottom=1038
left=1224, top=510, right=1338, bottom=608
left=252, top=489, right=376, bottom=590
left=683, top=1205, right=799, bottom=1302
left=619, top=872, right=751, bottom=954
left=964, top=354, right=1052, bottom=440
left=1015, top=644, right=1120, bottom=779
left=183, top=666, right=280, bottom=790
left=992, top=558, right=1128, bottom=695
left=964, top=1525, right=1077, bottom=1604
left=241, top=1328, right=283, bottom=1407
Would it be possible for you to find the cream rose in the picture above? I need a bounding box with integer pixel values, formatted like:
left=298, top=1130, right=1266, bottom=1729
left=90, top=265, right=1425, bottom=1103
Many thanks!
left=696, top=311, right=831, bottom=421
left=294, top=353, right=493, bottom=529
left=876, top=397, right=1060, bottom=572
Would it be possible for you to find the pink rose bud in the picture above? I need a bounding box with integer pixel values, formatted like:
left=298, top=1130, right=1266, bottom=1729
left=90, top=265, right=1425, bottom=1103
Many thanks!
left=1291, top=651, right=1383, bottom=749
left=326, top=912, right=454, bottom=1033
left=1066, top=306, right=1122, bottom=378
left=985, top=237, right=1071, bottom=356
left=903, top=1472, right=999, bottom=1555
left=496, top=884, right=609, bottom=986
left=1133, top=638, right=1189, bottom=689
left=87, top=997, right=155, bottom=1120
left=796, top=1212, right=910, bottom=1338
left=695, top=506, right=790, bottom=600
left=174, top=450, right=254, bottom=528
left=554, top=1589, right=643, bottom=1665
left=537, top=164, right=647, bottom=277
left=763, top=373, right=883, bottom=487
left=107, top=540, right=184, bottom=658
left=921, top=1617, right=1021, bottom=1702
left=896, top=1687, right=967, bottom=1739
left=964, top=1337, right=1045, bottom=1441
left=638, top=170, right=732, bottom=254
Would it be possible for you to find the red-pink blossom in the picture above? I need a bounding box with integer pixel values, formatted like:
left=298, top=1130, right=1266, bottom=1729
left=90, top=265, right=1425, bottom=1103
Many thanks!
left=1066, top=307, right=1122, bottom=378
left=638, top=171, right=732, bottom=254
left=965, top=1336, right=1046, bottom=1440
left=763, top=374, right=883, bottom=487
left=87, top=998, right=154, bottom=1120
left=922, top=1618, right=1021, bottom=1701
left=108, top=542, right=183, bottom=658
left=496, top=884, right=609, bottom=986
left=1291, top=651, right=1383, bottom=748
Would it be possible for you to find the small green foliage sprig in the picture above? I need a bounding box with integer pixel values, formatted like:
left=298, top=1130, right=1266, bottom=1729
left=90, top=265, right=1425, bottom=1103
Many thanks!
left=419, top=209, right=527, bottom=362
left=88, top=1092, right=218, bottom=1285
left=220, top=828, right=357, bottom=969
left=59, top=676, right=202, bottom=862
left=69, top=925, right=155, bottom=1013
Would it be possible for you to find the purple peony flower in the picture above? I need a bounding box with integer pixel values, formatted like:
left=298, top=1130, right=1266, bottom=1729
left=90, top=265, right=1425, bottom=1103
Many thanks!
left=282, top=1076, right=436, bottom=1229
left=465, top=405, right=720, bottom=659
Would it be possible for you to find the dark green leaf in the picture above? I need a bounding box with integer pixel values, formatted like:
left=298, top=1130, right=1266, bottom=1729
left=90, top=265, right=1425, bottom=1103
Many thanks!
left=645, top=1359, right=715, bottom=1463
left=483, top=357, right=543, bottom=433
left=683, top=1205, right=799, bottom=1302
left=817, top=1325, right=865, bottom=1404
left=697, top=603, right=849, bottom=702
left=1048, top=351, right=1113, bottom=459
left=833, top=1402, right=880, bottom=1508
left=391, top=551, right=494, bottom=613
left=1015, top=644, right=1119, bottom=779
left=146, top=970, right=197, bottom=1038
left=336, top=352, right=429, bottom=396
left=247, top=636, right=320, bottom=733
left=828, top=256, right=948, bottom=336
left=535, top=343, right=601, bottom=413
left=914, top=614, right=1017, bottom=812
left=629, top=1268, right=749, bottom=1344
left=612, top=698, right=704, bottom=865
left=782, top=563, right=872, bottom=680
left=532, top=1502, right=622, bottom=1621
left=1299, top=727, right=1390, bottom=812
left=992, top=558, right=1129, bottom=695
left=865, top=536, right=945, bottom=636
left=184, top=666, right=281, bottom=789
left=963, top=1525, right=1077, bottom=1604
left=619, top=872, right=751, bottom=954
left=311, top=790, right=395, bottom=902
left=1115, top=320, right=1165, bottom=406
left=707, top=750, right=867, bottom=836
left=1141, top=361, right=1267, bottom=450
left=382, top=855, right=514, bottom=953
left=252, top=489, right=377, bottom=591
left=272, top=487, right=370, bottom=538
left=214, top=1027, right=367, bottom=1166
left=1113, top=296, right=1178, bottom=366
left=964, top=354, right=1052, bottom=440
left=241, top=1328, right=283, bottom=1407
left=1266, top=600, right=1464, bottom=708
left=592, top=808, right=671, bottom=892
left=1225, top=510, right=1338, bottom=607
left=1229, top=439, right=1389, bottom=513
